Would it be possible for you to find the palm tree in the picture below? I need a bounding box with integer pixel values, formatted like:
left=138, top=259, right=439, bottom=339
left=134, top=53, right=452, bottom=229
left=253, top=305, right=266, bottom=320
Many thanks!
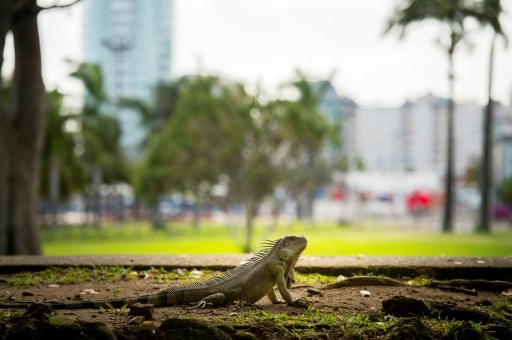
left=476, top=0, right=506, bottom=232
left=40, top=90, right=86, bottom=227
left=70, top=62, right=127, bottom=226
left=386, top=0, right=500, bottom=232
left=278, top=73, right=338, bottom=222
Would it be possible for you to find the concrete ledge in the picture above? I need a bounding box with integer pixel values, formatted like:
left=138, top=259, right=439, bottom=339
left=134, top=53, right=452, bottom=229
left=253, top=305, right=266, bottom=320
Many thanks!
left=0, top=255, right=511, bottom=280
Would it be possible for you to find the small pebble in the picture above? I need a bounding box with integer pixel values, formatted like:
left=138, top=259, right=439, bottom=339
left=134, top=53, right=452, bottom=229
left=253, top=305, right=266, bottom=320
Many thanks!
left=190, top=269, right=203, bottom=279
left=129, top=303, right=154, bottom=320
left=234, top=330, right=257, bottom=339
left=501, top=288, right=512, bottom=296
left=307, top=288, right=322, bottom=296
left=359, top=290, right=371, bottom=297
left=129, top=316, right=145, bottom=325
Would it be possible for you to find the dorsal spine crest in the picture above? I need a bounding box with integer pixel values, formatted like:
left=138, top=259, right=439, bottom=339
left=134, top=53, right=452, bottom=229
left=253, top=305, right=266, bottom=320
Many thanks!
left=165, top=239, right=279, bottom=293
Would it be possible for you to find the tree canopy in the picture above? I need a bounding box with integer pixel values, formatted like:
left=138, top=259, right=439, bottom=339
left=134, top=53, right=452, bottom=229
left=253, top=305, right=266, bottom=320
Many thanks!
left=134, top=73, right=341, bottom=251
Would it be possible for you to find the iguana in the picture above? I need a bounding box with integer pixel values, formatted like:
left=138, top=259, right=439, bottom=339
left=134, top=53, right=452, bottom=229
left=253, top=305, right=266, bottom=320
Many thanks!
left=0, top=236, right=309, bottom=310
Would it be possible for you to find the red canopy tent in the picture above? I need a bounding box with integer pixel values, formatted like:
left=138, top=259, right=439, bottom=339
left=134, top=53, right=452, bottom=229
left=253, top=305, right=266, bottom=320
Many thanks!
left=406, top=190, right=432, bottom=211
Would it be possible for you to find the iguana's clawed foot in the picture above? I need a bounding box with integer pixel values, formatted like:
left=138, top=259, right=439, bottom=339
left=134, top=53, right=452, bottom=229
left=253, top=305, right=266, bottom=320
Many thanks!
left=188, top=292, right=225, bottom=309
left=271, top=299, right=285, bottom=304
left=289, top=297, right=311, bottom=309
left=188, top=300, right=211, bottom=309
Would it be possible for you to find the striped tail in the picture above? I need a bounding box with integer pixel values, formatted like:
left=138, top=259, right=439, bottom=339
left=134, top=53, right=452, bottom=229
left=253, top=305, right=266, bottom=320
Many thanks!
left=0, top=291, right=169, bottom=310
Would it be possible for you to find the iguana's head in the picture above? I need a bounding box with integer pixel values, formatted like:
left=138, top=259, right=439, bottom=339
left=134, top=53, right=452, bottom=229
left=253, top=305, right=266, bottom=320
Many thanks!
left=277, top=236, right=307, bottom=260
left=277, top=236, right=307, bottom=272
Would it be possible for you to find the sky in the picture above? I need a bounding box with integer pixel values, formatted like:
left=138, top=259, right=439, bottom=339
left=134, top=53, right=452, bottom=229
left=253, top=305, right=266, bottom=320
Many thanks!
left=3, top=0, right=512, bottom=107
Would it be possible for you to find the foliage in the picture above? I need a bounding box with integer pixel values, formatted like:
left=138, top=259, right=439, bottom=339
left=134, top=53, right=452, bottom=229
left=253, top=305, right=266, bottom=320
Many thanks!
left=386, top=0, right=505, bottom=44
left=275, top=75, right=341, bottom=219
left=497, top=176, right=512, bottom=205
left=65, top=62, right=128, bottom=226
left=135, top=73, right=342, bottom=250
left=134, top=75, right=249, bottom=210
left=118, top=78, right=189, bottom=148
left=69, top=62, right=127, bottom=183
left=40, top=90, right=86, bottom=201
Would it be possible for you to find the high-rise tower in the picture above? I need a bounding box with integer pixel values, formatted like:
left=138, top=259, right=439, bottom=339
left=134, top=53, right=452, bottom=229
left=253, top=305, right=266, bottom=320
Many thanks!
left=83, top=0, right=173, bottom=156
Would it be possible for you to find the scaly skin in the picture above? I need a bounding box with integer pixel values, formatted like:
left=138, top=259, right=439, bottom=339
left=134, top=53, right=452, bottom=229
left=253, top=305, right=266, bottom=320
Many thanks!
left=0, top=236, right=309, bottom=309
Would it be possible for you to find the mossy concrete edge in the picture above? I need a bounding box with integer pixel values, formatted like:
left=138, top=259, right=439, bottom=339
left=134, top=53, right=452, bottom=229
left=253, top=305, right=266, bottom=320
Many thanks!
left=0, top=255, right=511, bottom=280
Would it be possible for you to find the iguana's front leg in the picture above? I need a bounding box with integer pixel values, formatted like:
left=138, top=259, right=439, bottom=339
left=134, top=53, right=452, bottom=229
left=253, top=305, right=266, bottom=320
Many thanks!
left=286, top=269, right=296, bottom=288
left=276, top=271, right=310, bottom=308
left=267, top=288, right=284, bottom=304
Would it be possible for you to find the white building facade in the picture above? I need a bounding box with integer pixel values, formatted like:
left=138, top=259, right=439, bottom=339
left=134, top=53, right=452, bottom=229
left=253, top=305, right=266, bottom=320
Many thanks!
left=354, top=94, right=488, bottom=178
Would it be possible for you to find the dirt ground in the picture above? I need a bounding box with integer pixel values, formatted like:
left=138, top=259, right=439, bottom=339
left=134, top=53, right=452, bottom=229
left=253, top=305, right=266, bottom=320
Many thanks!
left=19, top=280, right=509, bottom=322
left=1, top=270, right=512, bottom=339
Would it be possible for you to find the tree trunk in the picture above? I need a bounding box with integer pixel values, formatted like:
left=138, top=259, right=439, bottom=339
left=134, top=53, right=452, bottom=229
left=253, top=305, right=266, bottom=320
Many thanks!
left=192, top=189, right=201, bottom=230
left=296, top=192, right=314, bottom=222
left=151, top=201, right=165, bottom=230
left=2, top=1, right=47, bottom=254
left=442, top=49, right=455, bottom=233
left=478, top=35, right=496, bottom=233
left=0, top=1, right=13, bottom=254
left=243, top=199, right=256, bottom=253
left=91, top=166, right=102, bottom=227
left=49, top=155, right=60, bottom=228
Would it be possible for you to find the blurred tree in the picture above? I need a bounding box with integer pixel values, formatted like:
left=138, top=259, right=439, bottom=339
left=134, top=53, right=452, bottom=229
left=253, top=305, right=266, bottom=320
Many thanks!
left=477, top=0, right=507, bottom=233
left=133, top=133, right=172, bottom=229
left=225, top=94, right=284, bottom=252
left=276, top=74, right=341, bottom=221
left=118, top=77, right=190, bottom=148
left=121, top=77, right=191, bottom=227
left=136, top=76, right=251, bottom=230
left=386, top=0, right=498, bottom=233
left=497, top=176, right=512, bottom=207
left=70, top=62, right=127, bottom=226
left=464, top=158, right=481, bottom=186
left=40, top=90, right=86, bottom=227
left=137, top=73, right=342, bottom=251
left=0, top=0, right=47, bottom=254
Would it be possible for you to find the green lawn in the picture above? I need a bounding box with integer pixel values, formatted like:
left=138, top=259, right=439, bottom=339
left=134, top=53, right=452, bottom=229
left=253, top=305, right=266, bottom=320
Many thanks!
left=41, top=221, right=512, bottom=257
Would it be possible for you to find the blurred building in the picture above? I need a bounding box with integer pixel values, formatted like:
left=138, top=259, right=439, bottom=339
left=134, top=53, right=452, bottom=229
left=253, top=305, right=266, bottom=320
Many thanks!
left=355, top=106, right=405, bottom=171
left=354, top=94, right=493, bottom=178
left=493, top=103, right=512, bottom=184
left=313, top=81, right=358, bottom=166
left=83, top=0, right=173, bottom=157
